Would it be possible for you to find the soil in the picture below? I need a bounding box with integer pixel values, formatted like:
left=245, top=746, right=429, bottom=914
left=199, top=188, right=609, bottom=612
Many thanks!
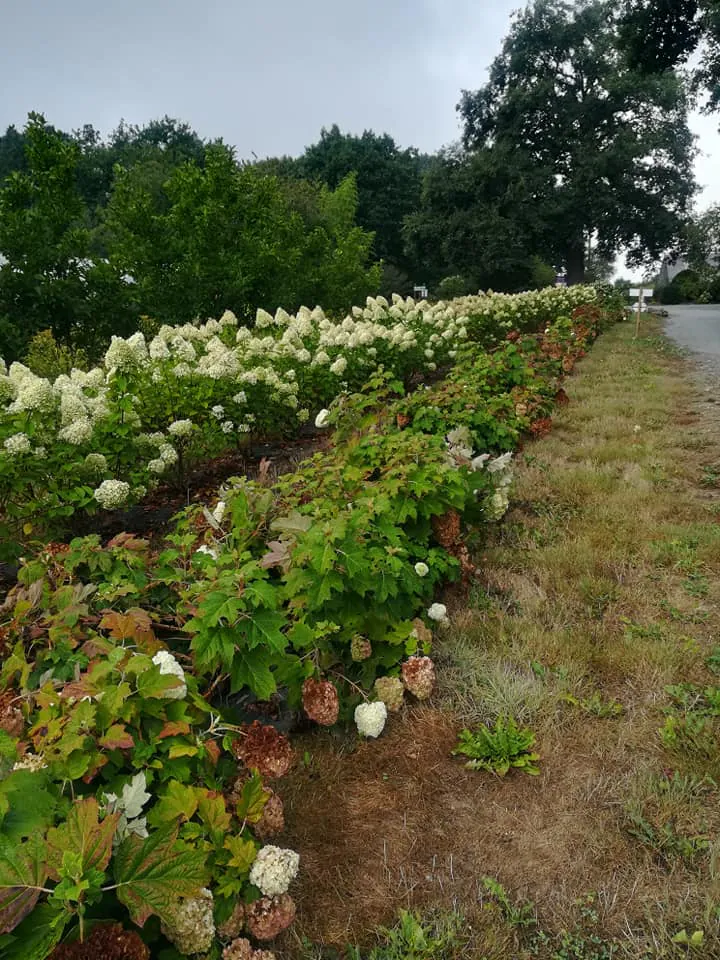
left=277, top=707, right=636, bottom=952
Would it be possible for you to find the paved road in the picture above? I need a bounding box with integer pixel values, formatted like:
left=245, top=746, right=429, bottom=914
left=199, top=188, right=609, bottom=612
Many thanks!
left=664, top=304, right=720, bottom=358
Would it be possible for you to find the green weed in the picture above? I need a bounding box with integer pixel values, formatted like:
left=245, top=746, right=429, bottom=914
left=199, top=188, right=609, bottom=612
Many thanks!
left=453, top=717, right=540, bottom=776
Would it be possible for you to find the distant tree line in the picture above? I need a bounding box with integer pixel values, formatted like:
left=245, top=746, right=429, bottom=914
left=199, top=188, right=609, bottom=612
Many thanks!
left=0, top=0, right=708, bottom=361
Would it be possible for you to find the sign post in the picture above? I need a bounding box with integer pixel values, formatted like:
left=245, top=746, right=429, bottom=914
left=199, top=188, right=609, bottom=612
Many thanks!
left=629, top=287, right=654, bottom=339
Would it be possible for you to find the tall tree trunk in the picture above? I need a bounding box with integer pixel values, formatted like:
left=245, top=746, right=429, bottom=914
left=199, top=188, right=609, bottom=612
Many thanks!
left=566, top=242, right=586, bottom=285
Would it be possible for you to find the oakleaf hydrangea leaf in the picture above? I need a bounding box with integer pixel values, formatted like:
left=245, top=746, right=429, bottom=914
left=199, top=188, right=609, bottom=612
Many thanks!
left=112, top=825, right=209, bottom=926
left=46, top=797, right=120, bottom=881
left=0, top=834, right=48, bottom=934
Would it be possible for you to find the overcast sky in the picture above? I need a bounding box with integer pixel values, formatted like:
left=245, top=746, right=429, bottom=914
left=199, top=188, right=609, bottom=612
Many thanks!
left=1, top=0, right=719, bottom=219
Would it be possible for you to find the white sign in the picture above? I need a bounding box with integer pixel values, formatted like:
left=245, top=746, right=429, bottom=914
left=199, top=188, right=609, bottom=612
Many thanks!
left=629, top=288, right=654, bottom=299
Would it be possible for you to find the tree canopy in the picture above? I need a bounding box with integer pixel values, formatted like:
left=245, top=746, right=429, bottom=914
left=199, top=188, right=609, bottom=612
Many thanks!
left=619, top=0, right=720, bottom=112
left=686, top=204, right=720, bottom=268
left=296, top=125, right=428, bottom=273
left=0, top=117, right=380, bottom=360
left=403, top=144, right=557, bottom=292
left=458, top=0, right=697, bottom=283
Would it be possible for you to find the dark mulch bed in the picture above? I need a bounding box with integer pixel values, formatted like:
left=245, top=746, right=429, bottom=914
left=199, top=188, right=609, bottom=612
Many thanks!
left=1, top=434, right=325, bottom=598
left=69, top=435, right=323, bottom=541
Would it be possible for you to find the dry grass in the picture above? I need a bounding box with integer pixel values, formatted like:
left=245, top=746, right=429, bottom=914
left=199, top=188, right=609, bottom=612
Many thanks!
left=277, top=319, right=720, bottom=958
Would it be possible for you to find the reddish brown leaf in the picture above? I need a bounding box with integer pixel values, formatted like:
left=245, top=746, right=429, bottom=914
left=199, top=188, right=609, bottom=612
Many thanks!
left=46, top=798, right=120, bottom=881
left=157, top=721, right=191, bottom=740
left=99, top=608, right=155, bottom=644
left=82, top=754, right=109, bottom=783
left=59, top=676, right=98, bottom=701
left=106, top=533, right=149, bottom=552
left=79, top=635, right=115, bottom=658
left=259, top=540, right=292, bottom=571
left=99, top=724, right=134, bottom=750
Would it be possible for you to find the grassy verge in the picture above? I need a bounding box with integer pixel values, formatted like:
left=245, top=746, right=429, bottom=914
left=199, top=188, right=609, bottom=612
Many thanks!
left=278, top=317, right=720, bottom=959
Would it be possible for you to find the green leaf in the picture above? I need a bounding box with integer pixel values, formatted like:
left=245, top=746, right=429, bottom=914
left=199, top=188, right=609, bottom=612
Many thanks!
left=166, top=742, right=199, bottom=759
left=222, top=836, right=257, bottom=872
left=0, top=772, right=56, bottom=843
left=63, top=751, right=91, bottom=780
left=234, top=773, right=269, bottom=825
left=229, top=649, right=276, bottom=699
left=149, top=781, right=199, bottom=825
left=270, top=511, right=312, bottom=534
left=286, top=621, right=315, bottom=651
left=197, top=793, right=231, bottom=840
left=136, top=666, right=185, bottom=700
left=46, top=798, right=120, bottom=881
left=0, top=834, right=48, bottom=934
left=0, top=734, right=16, bottom=766
left=198, top=591, right=244, bottom=628
left=112, top=825, right=209, bottom=926
left=0, top=903, right=67, bottom=960
left=246, top=610, right=286, bottom=653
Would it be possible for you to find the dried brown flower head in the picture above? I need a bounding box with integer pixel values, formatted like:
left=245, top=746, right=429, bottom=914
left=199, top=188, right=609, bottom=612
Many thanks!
left=0, top=691, right=24, bottom=738
left=232, top=722, right=293, bottom=778
left=351, top=635, right=372, bottom=661
left=50, top=924, right=149, bottom=960
left=222, top=938, right=277, bottom=960
left=431, top=509, right=461, bottom=548
left=401, top=656, right=436, bottom=700
left=246, top=894, right=297, bottom=941
left=217, top=900, right=246, bottom=940
left=254, top=790, right=285, bottom=840
left=373, top=676, right=405, bottom=712
left=301, top=678, right=339, bottom=726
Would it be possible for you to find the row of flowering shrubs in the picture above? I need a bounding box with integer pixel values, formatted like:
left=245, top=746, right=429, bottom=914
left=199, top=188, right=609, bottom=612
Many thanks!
left=0, top=288, right=623, bottom=958
left=0, top=286, right=597, bottom=558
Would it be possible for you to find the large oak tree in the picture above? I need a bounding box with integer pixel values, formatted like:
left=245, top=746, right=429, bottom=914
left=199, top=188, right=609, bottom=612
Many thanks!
left=458, top=0, right=698, bottom=283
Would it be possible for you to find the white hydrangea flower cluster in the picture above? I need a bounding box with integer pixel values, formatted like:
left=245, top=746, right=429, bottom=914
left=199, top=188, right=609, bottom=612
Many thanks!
left=168, top=418, right=194, bottom=437
left=445, top=426, right=474, bottom=462
left=58, top=417, right=94, bottom=445
left=151, top=649, right=188, bottom=699
left=104, top=332, right=148, bottom=371
left=195, top=543, right=219, bottom=559
left=84, top=452, right=108, bottom=474
left=13, top=752, right=48, bottom=772
left=473, top=451, right=514, bottom=520
left=427, top=602, right=449, bottom=623
left=93, top=479, right=131, bottom=509
left=487, top=488, right=511, bottom=520
left=159, top=443, right=178, bottom=466
left=354, top=700, right=388, bottom=738
left=3, top=432, right=31, bottom=456
left=6, top=365, right=54, bottom=413
left=161, top=888, right=216, bottom=955
left=248, top=845, right=300, bottom=897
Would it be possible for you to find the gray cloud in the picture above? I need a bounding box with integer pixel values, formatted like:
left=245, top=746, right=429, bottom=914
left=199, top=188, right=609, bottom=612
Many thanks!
left=0, top=0, right=528, bottom=155
left=1, top=0, right=718, bottom=205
